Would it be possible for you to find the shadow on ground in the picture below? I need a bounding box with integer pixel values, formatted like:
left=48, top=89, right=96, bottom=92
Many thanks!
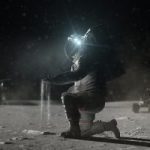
left=67, top=136, right=150, bottom=147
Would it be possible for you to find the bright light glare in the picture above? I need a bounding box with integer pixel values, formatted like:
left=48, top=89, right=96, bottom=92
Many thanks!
left=74, top=38, right=82, bottom=46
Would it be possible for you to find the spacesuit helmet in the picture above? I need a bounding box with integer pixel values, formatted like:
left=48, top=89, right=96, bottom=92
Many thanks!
left=64, top=29, right=92, bottom=61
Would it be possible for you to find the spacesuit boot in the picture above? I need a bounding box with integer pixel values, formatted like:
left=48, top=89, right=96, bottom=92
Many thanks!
left=81, top=119, right=120, bottom=138
left=101, top=119, right=120, bottom=138
left=79, top=110, right=120, bottom=138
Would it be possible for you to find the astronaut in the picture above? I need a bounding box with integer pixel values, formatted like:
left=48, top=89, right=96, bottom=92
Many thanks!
left=48, top=26, right=125, bottom=138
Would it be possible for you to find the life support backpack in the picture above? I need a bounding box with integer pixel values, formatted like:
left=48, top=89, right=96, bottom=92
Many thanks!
left=64, top=25, right=125, bottom=81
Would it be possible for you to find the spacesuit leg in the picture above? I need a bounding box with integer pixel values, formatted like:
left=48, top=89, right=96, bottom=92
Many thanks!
left=61, top=92, right=81, bottom=137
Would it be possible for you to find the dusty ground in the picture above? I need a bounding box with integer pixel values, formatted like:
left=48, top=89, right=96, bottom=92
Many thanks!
left=0, top=101, right=150, bottom=150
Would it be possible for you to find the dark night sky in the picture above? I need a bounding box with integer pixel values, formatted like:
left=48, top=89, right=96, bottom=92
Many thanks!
left=0, top=0, right=150, bottom=82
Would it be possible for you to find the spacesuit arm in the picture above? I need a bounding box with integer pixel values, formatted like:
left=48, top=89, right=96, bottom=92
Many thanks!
left=50, top=57, right=89, bottom=85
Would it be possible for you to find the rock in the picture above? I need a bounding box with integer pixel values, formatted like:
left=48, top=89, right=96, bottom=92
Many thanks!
left=0, top=126, right=5, bottom=129
left=22, top=129, right=56, bottom=136
left=10, top=137, right=20, bottom=141
left=0, top=141, right=13, bottom=145
left=0, top=141, right=5, bottom=145
left=22, top=129, right=43, bottom=136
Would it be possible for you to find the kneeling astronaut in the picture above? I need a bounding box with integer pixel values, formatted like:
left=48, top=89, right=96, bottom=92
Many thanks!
left=47, top=25, right=125, bottom=138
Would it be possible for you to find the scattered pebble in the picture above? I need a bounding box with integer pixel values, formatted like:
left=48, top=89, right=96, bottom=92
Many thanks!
left=4, top=141, right=13, bottom=144
left=10, top=137, right=19, bottom=141
left=116, top=116, right=130, bottom=121
left=22, top=129, right=56, bottom=136
left=0, top=141, right=5, bottom=145
left=0, top=126, right=5, bottom=129
left=22, top=129, right=43, bottom=136
left=128, top=127, right=144, bottom=137
left=0, top=141, right=13, bottom=145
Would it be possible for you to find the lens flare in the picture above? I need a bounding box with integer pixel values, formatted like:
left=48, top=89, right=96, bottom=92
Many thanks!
left=74, top=38, right=82, bottom=46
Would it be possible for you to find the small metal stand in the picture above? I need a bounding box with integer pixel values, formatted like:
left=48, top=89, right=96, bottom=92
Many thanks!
left=40, top=79, right=51, bottom=128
